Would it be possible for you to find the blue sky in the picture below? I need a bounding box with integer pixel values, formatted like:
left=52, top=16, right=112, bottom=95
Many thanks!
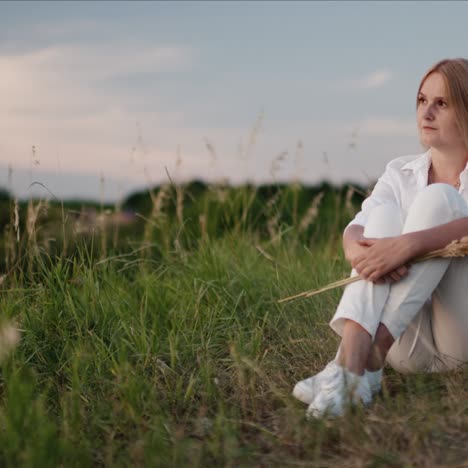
left=1, top=1, right=468, bottom=200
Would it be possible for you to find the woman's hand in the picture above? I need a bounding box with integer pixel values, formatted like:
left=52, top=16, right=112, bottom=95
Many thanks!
left=351, top=235, right=416, bottom=283
left=374, top=265, right=409, bottom=284
left=345, top=238, right=370, bottom=265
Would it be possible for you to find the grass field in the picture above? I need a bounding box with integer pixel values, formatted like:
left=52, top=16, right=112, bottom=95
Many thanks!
left=0, top=183, right=467, bottom=467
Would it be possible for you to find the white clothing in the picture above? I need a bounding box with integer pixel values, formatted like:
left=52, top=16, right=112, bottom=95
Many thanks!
left=330, top=152, right=468, bottom=373
left=345, top=149, right=468, bottom=233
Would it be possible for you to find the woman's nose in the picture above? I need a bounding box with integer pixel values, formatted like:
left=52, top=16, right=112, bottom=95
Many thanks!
left=423, top=104, right=435, bottom=120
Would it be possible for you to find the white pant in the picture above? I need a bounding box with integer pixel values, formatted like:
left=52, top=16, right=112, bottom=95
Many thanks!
left=330, top=183, right=468, bottom=373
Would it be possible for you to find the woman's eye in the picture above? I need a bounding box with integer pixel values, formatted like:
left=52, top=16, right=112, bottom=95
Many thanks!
left=417, top=96, right=426, bottom=104
left=437, top=100, right=447, bottom=107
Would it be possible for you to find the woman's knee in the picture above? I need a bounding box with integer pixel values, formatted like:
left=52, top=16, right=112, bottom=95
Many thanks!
left=364, top=203, right=403, bottom=238
left=404, top=183, right=468, bottom=233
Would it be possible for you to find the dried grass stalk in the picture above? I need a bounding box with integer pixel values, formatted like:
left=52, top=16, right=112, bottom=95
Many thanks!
left=0, top=322, right=20, bottom=362
left=176, top=186, right=184, bottom=225
left=299, top=192, right=324, bottom=233
left=13, top=198, right=20, bottom=242
left=278, top=236, right=468, bottom=304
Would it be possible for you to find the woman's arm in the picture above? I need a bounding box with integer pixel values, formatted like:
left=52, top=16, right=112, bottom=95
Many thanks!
left=352, top=217, right=468, bottom=282
left=405, top=217, right=468, bottom=257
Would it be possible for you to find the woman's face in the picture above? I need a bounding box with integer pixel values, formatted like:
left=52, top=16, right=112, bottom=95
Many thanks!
left=417, top=72, right=464, bottom=151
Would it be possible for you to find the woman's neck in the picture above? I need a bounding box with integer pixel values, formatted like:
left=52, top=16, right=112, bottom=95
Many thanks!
left=430, top=146, right=468, bottom=182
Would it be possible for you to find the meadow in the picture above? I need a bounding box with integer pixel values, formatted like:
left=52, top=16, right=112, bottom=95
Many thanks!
left=0, top=181, right=467, bottom=467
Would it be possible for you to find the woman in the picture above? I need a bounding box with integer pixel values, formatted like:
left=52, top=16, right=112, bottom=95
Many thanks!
left=293, top=58, right=468, bottom=418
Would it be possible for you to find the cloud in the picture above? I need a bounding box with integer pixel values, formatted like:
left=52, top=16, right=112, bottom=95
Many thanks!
left=359, top=70, right=393, bottom=89
left=0, top=48, right=225, bottom=131
left=0, top=43, right=194, bottom=126
left=22, top=19, right=103, bottom=40
left=0, top=43, right=194, bottom=171
left=355, top=118, right=416, bottom=137
left=337, top=69, right=394, bottom=90
left=0, top=42, right=192, bottom=85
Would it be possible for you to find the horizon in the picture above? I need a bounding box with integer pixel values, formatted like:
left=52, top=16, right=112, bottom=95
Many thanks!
left=1, top=162, right=371, bottom=204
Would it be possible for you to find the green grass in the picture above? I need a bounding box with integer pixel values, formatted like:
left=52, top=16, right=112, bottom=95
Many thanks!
left=0, top=185, right=467, bottom=467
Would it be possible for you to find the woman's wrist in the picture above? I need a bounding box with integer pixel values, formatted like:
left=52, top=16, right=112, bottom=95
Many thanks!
left=402, top=231, right=425, bottom=259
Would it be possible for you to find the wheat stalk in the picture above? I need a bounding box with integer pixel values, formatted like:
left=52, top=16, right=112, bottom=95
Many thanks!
left=278, top=236, right=468, bottom=304
left=299, top=192, right=324, bottom=233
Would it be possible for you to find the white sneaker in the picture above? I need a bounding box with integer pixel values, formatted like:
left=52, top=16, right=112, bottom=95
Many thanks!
left=292, top=361, right=340, bottom=405
left=293, top=363, right=382, bottom=406
left=366, top=368, right=383, bottom=395
left=306, top=367, right=372, bottom=419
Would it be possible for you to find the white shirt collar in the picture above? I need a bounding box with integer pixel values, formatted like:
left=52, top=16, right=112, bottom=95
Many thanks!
left=400, top=149, right=468, bottom=191
left=400, top=149, right=431, bottom=173
left=400, top=150, right=432, bottom=189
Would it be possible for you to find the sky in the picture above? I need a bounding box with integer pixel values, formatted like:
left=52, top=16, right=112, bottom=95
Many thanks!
left=1, top=1, right=468, bottom=201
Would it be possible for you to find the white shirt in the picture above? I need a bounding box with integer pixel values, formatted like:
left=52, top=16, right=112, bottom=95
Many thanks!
left=347, top=149, right=468, bottom=231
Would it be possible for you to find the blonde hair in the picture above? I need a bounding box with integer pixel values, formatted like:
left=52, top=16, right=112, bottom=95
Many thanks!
left=417, top=58, right=468, bottom=150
